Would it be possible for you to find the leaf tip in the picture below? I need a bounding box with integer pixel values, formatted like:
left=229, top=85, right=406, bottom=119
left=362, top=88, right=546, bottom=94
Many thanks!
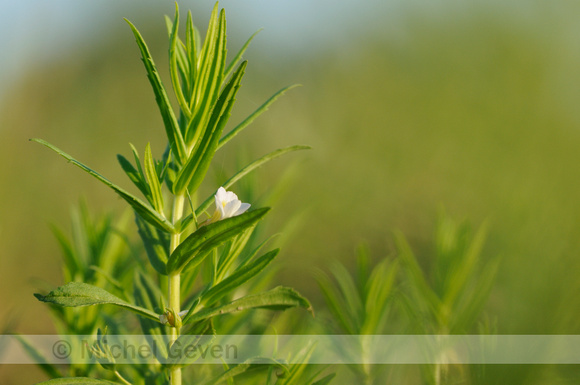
left=33, top=293, right=46, bottom=302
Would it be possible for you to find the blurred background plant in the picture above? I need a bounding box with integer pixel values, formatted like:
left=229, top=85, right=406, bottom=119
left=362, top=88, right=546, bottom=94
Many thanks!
left=2, top=0, right=580, bottom=383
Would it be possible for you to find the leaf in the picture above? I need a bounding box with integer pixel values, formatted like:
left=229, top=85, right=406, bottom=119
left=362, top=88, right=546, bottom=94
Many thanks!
left=168, top=4, right=192, bottom=118
left=175, top=61, right=246, bottom=194
left=35, top=282, right=160, bottom=321
left=183, top=286, right=312, bottom=325
left=202, top=248, right=280, bottom=306
left=312, top=374, right=336, bottom=385
left=362, top=259, right=398, bottom=334
left=195, top=145, right=310, bottom=217
left=185, top=11, right=198, bottom=100
left=451, top=254, right=501, bottom=333
left=167, top=208, right=269, bottom=274
left=125, top=18, right=187, bottom=162
left=133, top=271, right=170, bottom=359
left=50, top=224, right=79, bottom=281
left=15, top=335, right=62, bottom=379
left=135, top=214, right=170, bottom=275
left=144, top=143, right=165, bottom=214
left=223, top=28, right=262, bottom=79
left=31, top=139, right=175, bottom=234
left=218, top=85, right=300, bottom=150
left=186, top=5, right=227, bottom=145
left=315, top=270, right=357, bottom=334
left=36, top=377, right=119, bottom=385
left=443, top=221, right=489, bottom=308
left=165, top=15, right=191, bottom=99
left=206, top=357, right=287, bottom=385
left=329, top=262, right=363, bottom=329
left=394, top=231, right=441, bottom=320
left=117, top=154, right=150, bottom=201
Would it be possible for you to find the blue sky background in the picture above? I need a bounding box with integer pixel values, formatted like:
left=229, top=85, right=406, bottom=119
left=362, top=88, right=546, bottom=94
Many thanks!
left=0, top=0, right=407, bottom=102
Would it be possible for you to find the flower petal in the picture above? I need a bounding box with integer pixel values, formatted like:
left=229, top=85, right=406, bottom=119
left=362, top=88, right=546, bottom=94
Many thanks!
left=224, top=199, right=242, bottom=218
left=235, top=202, right=251, bottom=216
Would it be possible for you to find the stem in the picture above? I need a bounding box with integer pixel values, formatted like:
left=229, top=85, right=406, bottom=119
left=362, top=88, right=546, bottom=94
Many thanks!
left=114, top=370, right=132, bottom=385
left=169, top=194, right=185, bottom=385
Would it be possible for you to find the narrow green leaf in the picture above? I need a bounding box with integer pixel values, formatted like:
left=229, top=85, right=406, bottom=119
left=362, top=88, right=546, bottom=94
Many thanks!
left=31, top=139, right=175, bottom=233
left=189, top=2, right=219, bottom=111
left=168, top=4, right=192, bottom=118
left=49, top=224, right=78, bottom=281
left=144, top=143, right=165, bottom=214
left=35, top=282, right=160, bottom=321
left=443, top=221, right=488, bottom=308
left=315, top=271, right=357, bottom=334
left=215, top=228, right=254, bottom=281
left=311, top=374, right=336, bottom=385
left=277, top=342, right=317, bottom=385
left=185, top=11, right=198, bottom=100
left=15, top=335, right=62, bottom=379
left=167, top=207, right=269, bottom=274
left=133, top=271, right=170, bottom=359
left=125, top=19, right=187, bottom=162
left=451, top=255, right=501, bottom=332
left=186, top=5, right=227, bottom=145
left=185, top=286, right=312, bottom=325
left=206, top=357, right=286, bottom=385
left=135, top=214, right=169, bottom=275
left=176, top=61, right=246, bottom=195
left=196, top=145, right=309, bottom=217
left=35, top=378, right=122, bottom=385
left=218, top=85, right=300, bottom=150
left=394, top=231, right=441, bottom=312
left=117, top=154, right=150, bottom=200
left=329, top=262, right=363, bottom=329
left=224, top=28, right=262, bottom=79
left=203, top=249, right=280, bottom=306
left=362, top=259, right=398, bottom=334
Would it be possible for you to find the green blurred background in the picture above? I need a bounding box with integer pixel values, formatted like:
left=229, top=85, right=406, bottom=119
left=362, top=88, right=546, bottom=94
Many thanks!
left=1, top=0, right=580, bottom=383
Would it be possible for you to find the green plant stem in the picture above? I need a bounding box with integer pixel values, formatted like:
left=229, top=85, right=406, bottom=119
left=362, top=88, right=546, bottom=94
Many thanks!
left=114, top=370, right=132, bottom=385
left=169, top=194, right=185, bottom=385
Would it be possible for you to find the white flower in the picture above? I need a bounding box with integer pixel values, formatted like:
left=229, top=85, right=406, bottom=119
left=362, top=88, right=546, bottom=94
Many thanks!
left=210, top=187, right=251, bottom=223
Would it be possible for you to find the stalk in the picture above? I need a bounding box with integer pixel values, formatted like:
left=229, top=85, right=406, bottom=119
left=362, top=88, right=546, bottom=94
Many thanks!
left=169, top=194, right=185, bottom=385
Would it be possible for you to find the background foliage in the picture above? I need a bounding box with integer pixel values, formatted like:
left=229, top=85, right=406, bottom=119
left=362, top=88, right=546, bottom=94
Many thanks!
left=1, top=1, right=580, bottom=383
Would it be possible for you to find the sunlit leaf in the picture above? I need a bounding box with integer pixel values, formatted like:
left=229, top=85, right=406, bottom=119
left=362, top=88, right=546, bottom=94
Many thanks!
left=202, top=249, right=280, bottom=306
left=167, top=208, right=269, bottom=274
left=125, top=19, right=187, bottom=162
left=184, top=286, right=312, bottom=325
left=144, top=143, right=165, bottom=214
left=35, top=282, right=159, bottom=321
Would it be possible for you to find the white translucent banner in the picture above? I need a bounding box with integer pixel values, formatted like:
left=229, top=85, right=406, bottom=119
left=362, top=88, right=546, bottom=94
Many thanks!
left=1, top=335, right=579, bottom=364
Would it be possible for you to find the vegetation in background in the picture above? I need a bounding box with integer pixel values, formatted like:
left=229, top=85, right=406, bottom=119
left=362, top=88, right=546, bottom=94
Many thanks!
left=1, top=1, right=580, bottom=384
